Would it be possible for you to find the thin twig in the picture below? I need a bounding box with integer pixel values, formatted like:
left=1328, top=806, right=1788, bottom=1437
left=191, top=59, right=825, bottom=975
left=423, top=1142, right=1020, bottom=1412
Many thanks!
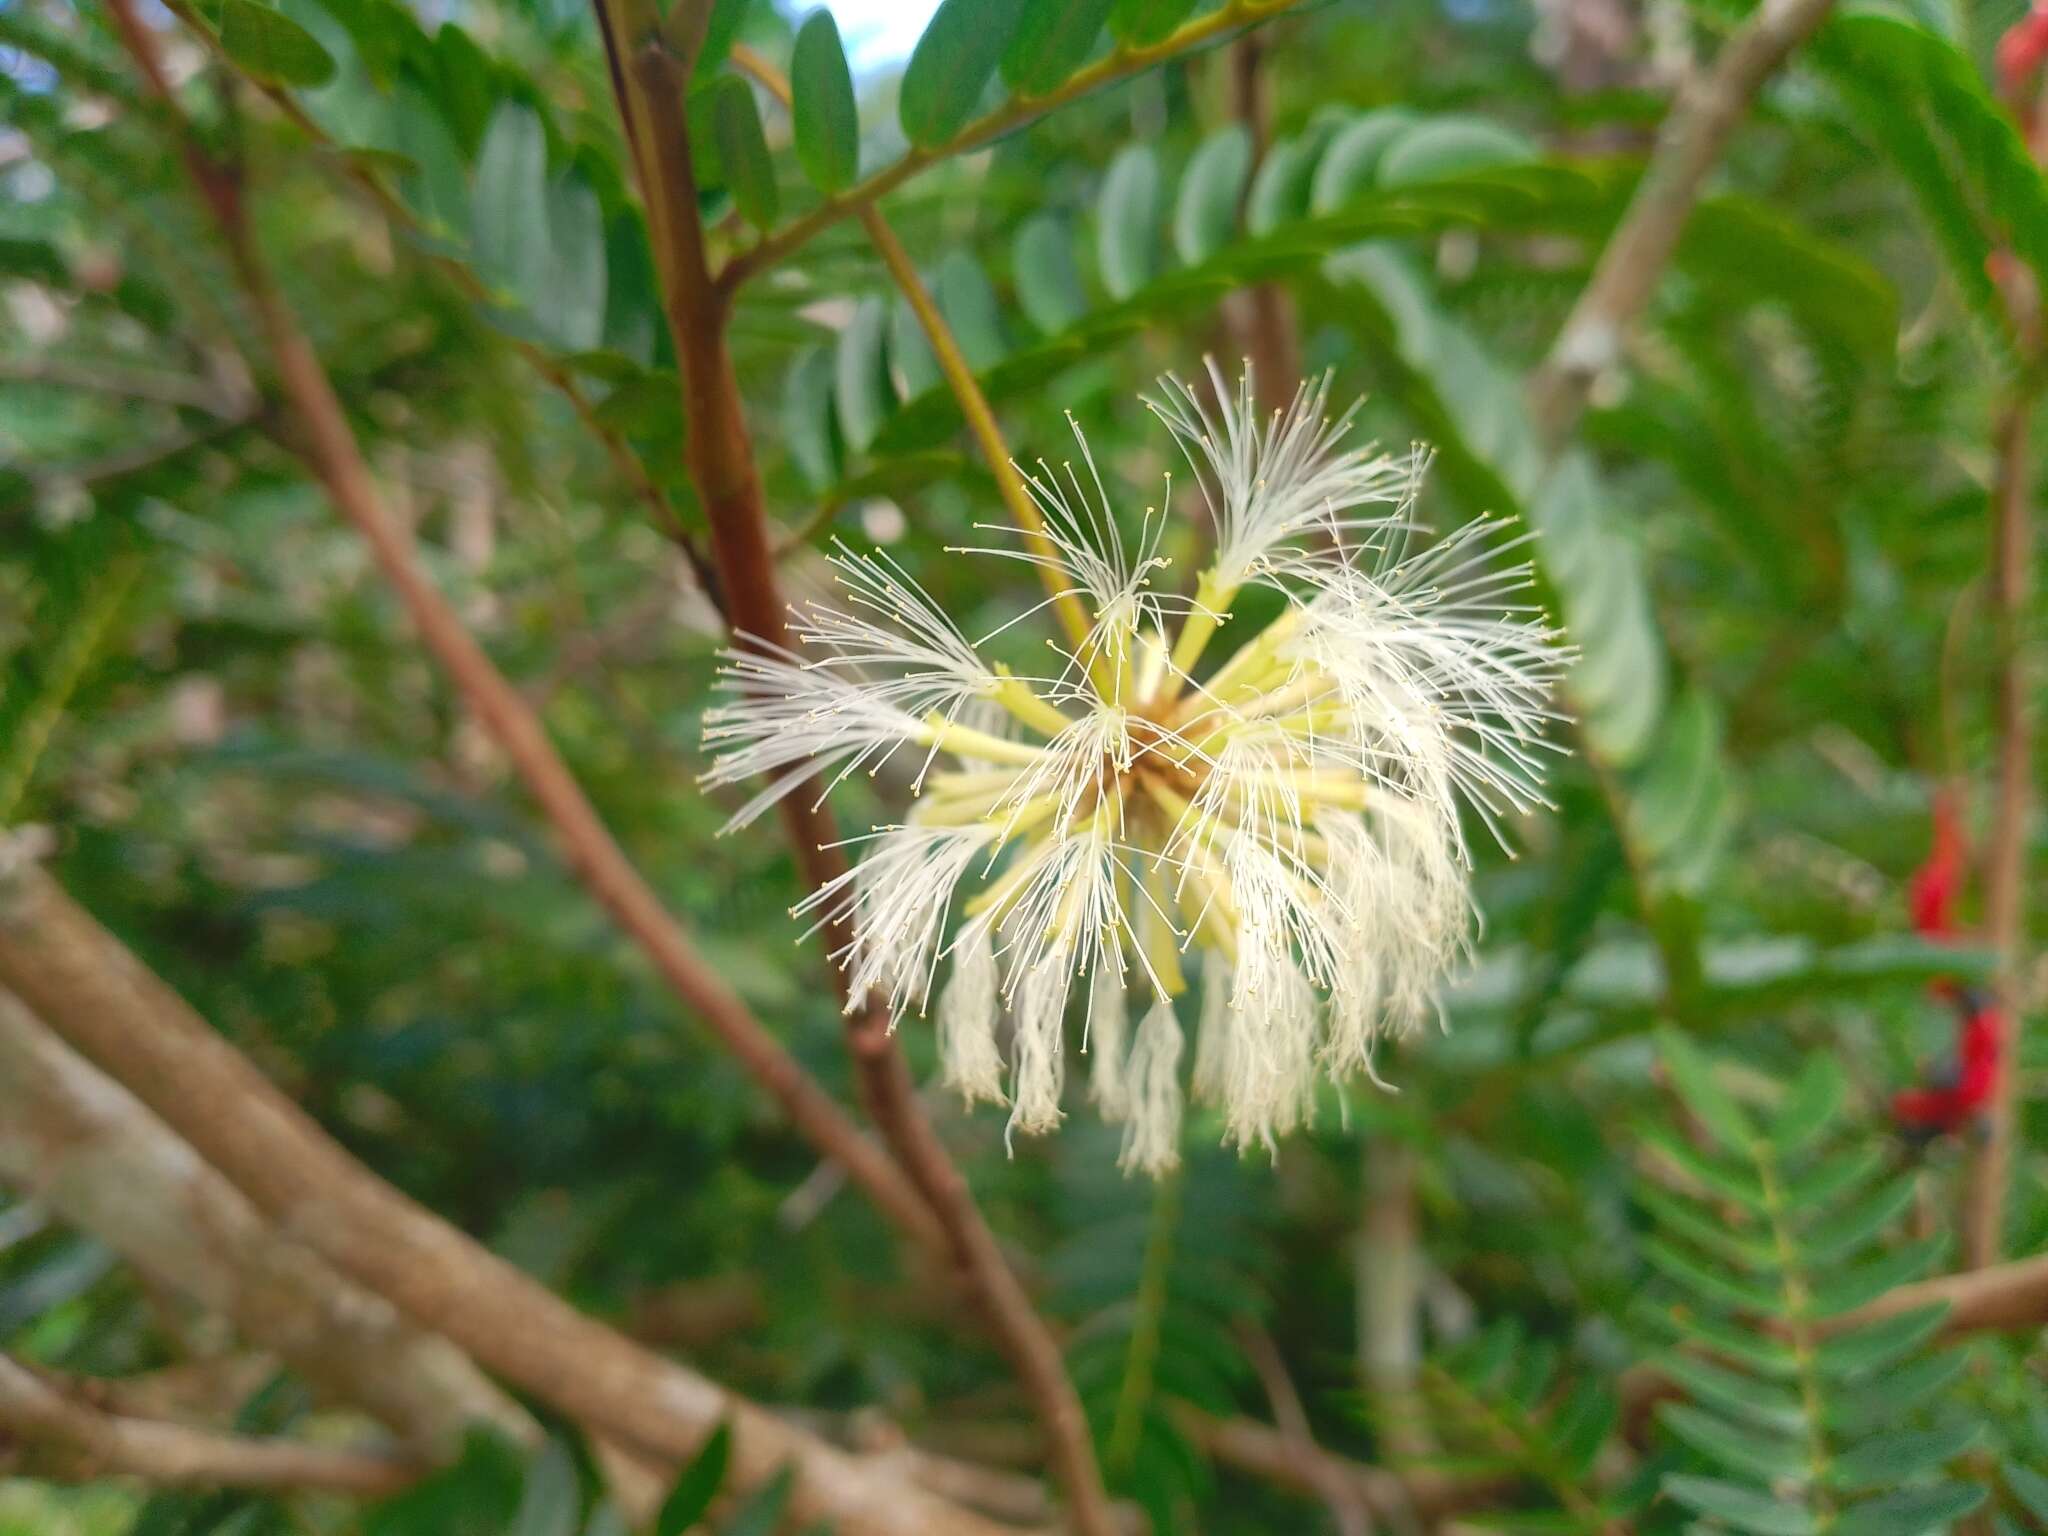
left=1527, top=0, right=1840, bottom=442
left=0, top=1353, right=417, bottom=1496
left=1238, top=1321, right=1373, bottom=1536
left=0, top=355, right=240, bottom=415
left=1962, top=384, right=2035, bottom=1269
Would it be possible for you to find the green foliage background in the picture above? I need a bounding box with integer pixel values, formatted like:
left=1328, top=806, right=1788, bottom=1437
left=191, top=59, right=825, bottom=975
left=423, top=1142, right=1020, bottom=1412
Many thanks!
left=2, top=0, right=2047, bottom=1530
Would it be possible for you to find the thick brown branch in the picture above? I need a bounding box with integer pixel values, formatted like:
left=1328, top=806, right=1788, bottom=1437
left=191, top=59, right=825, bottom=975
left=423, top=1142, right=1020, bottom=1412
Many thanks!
left=1528, top=0, right=1838, bottom=442
left=0, top=1354, right=415, bottom=1496
left=0, top=857, right=1011, bottom=1536
left=0, top=987, right=534, bottom=1457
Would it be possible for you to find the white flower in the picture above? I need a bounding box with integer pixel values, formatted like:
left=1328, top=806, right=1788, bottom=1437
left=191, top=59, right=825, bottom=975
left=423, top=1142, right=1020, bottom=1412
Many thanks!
left=702, top=363, right=1571, bottom=1175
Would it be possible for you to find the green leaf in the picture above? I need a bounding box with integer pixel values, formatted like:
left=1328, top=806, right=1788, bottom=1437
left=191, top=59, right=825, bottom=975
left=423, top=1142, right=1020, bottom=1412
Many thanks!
left=508, top=1440, right=580, bottom=1536
left=1013, top=215, right=1087, bottom=334
left=834, top=294, right=891, bottom=453
left=1787, top=1143, right=1883, bottom=1209
left=721, top=1468, right=793, bottom=1536
left=1831, top=1422, right=1981, bottom=1492
left=1656, top=1029, right=1754, bottom=1155
left=1551, top=1382, right=1619, bottom=1478
left=791, top=10, right=860, bottom=194
left=708, top=77, right=777, bottom=229
left=539, top=176, right=607, bottom=352
left=1666, top=1313, right=1803, bottom=1379
left=1768, top=1055, right=1847, bottom=1157
left=900, top=0, right=1028, bottom=150
left=2004, top=1465, right=2048, bottom=1523
left=655, top=1423, right=730, bottom=1536
left=1174, top=125, right=1251, bottom=265
left=1813, top=1305, right=1949, bottom=1380
left=688, top=0, right=751, bottom=79
left=1002, top=0, right=1114, bottom=94
left=1829, top=1349, right=1970, bottom=1434
left=1641, top=1237, right=1781, bottom=1314
left=1309, top=108, right=1417, bottom=214
left=218, top=0, right=335, bottom=86
left=473, top=104, right=553, bottom=308
left=1636, top=1121, right=1767, bottom=1212
left=1627, top=690, right=1721, bottom=863
left=1097, top=142, right=1161, bottom=301
left=1108, top=0, right=1196, bottom=45
left=889, top=294, right=942, bottom=400
left=1801, top=1175, right=1917, bottom=1265
left=1634, top=1180, right=1775, bottom=1272
left=389, top=83, right=469, bottom=238
left=1830, top=1482, right=1985, bottom=1536
left=1376, top=116, right=1535, bottom=187
left=1663, top=1474, right=1817, bottom=1535
left=1245, top=127, right=1327, bottom=235
left=1811, top=1238, right=1945, bottom=1318
left=781, top=346, right=840, bottom=493
left=935, top=251, right=1006, bottom=370
left=1657, top=1353, right=1807, bottom=1435
left=1657, top=1403, right=1809, bottom=1483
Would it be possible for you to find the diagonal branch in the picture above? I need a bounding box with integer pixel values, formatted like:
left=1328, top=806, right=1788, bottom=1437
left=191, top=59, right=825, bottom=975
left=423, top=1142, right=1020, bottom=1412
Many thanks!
left=0, top=855, right=1014, bottom=1536
left=1528, top=0, right=1839, bottom=443
left=0, top=1353, right=416, bottom=1497
left=0, top=987, right=536, bottom=1458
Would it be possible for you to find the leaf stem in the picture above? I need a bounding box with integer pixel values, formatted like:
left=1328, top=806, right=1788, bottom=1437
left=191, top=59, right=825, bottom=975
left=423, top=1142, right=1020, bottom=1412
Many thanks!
left=1108, top=1167, right=1183, bottom=1476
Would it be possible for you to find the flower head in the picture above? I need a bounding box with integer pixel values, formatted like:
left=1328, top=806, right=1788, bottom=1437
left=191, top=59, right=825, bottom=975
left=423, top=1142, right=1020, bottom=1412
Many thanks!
left=703, top=362, right=1570, bottom=1174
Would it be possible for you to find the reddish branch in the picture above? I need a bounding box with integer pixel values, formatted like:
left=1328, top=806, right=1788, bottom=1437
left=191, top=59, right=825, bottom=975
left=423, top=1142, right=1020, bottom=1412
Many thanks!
left=1528, top=0, right=1840, bottom=441
left=0, top=857, right=1011, bottom=1536
left=601, top=17, right=1115, bottom=1528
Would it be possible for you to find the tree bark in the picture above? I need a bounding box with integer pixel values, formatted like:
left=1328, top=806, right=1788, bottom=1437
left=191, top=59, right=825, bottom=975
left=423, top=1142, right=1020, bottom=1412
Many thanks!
left=0, top=987, right=532, bottom=1459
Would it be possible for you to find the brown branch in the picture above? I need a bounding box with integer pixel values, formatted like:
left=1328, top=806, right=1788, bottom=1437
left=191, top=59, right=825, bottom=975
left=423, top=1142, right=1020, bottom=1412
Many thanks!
left=1962, top=387, right=2035, bottom=1269
left=0, top=855, right=1014, bottom=1536
left=612, top=28, right=1113, bottom=1534
left=100, top=0, right=934, bottom=1255
left=1220, top=34, right=1300, bottom=408
left=0, top=1353, right=416, bottom=1497
left=0, top=986, right=536, bottom=1457
left=1237, top=1322, right=1371, bottom=1536
left=1527, top=0, right=1838, bottom=442
left=1828, top=1249, right=2048, bottom=1336
left=1177, top=1409, right=1487, bottom=1523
